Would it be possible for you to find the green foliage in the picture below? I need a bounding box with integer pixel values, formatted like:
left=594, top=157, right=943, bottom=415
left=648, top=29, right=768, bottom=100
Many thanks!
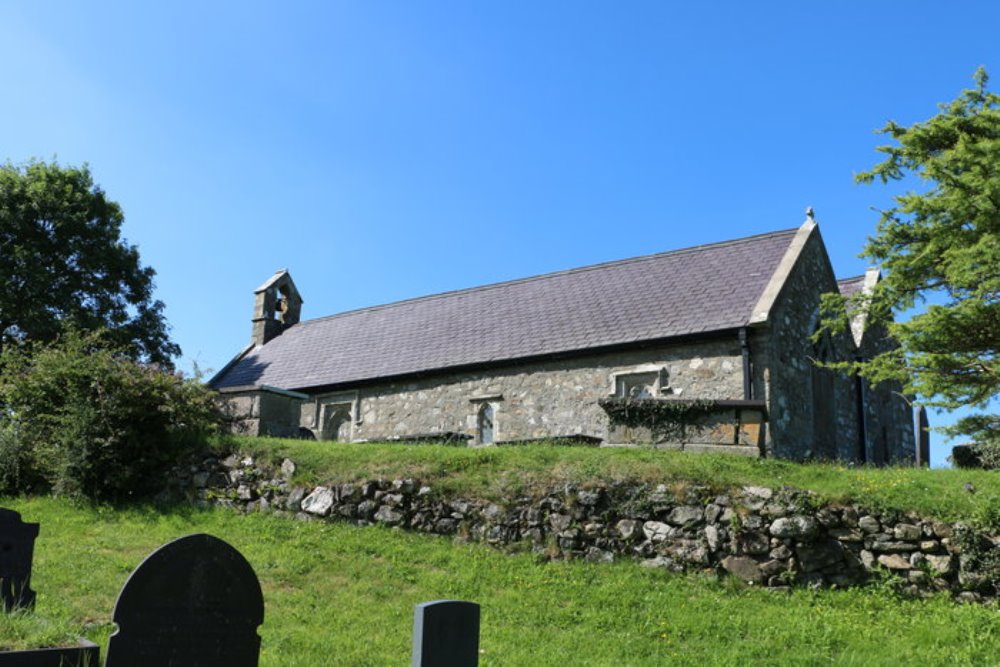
left=0, top=329, right=220, bottom=499
left=3, top=498, right=999, bottom=663
left=0, top=159, right=179, bottom=365
left=820, top=69, right=999, bottom=444
left=598, top=397, right=719, bottom=441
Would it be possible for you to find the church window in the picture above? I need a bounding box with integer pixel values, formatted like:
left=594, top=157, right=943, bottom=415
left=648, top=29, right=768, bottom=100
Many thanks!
left=478, top=403, right=494, bottom=445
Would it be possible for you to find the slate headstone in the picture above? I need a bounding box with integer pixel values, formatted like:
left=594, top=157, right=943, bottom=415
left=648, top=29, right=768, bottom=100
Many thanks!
left=412, top=600, right=480, bottom=667
left=105, top=533, right=264, bottom=667
left=0, top=507, right=40, bottom=612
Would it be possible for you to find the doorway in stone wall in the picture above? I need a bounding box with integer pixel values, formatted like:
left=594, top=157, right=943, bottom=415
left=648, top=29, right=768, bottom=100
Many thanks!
left=322, top=404, right=353, bottom=442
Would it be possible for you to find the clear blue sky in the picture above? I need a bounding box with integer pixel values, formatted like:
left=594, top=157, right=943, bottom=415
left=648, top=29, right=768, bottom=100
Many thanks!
left=2, top=2, right=998, bottom=465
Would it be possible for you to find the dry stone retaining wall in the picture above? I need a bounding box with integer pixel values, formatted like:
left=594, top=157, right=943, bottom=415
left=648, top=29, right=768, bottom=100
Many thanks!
left=166, top=454, right=998, bottom=604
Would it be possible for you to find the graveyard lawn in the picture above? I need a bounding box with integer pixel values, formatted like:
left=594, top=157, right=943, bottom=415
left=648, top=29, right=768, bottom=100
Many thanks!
left=2, top=497, right=997, bottom=666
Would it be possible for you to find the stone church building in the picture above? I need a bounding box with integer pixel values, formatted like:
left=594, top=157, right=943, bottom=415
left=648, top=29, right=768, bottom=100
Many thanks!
left=210, top=217, right=922, bottom=464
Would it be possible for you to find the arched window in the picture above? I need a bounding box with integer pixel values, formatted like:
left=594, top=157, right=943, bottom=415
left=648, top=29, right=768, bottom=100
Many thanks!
left=478, top=403, right=494, bottom=445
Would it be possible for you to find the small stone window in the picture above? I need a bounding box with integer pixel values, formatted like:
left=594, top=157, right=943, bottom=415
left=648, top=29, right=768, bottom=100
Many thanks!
left=478, top=403, right=494, bottom=445
left=610, top=366, right=671, bottom=398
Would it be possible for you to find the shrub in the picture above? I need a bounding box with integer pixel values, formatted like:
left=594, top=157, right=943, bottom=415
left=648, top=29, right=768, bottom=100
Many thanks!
left=0, top=329, right=221, bottom=499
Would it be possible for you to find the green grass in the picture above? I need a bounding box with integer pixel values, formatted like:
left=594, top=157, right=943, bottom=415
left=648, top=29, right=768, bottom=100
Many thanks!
left=224, top=436, right=1000, bottom=524
left=2, top=497, right=997, bottom=665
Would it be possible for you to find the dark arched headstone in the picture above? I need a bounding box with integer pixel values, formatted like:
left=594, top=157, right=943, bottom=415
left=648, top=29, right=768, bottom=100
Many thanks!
left=105, top=533, right=264, bottom=667
left=0, top=507, right=40, bottom=612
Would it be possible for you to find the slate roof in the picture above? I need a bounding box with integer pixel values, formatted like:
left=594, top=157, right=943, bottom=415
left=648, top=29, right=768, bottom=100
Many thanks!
left=213, top=228, right=800, bottom=392
left=837, top=275, right=866, bottom=298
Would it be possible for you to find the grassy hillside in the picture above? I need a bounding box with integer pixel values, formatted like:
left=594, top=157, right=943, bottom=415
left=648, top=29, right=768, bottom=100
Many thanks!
left=225, top=436, right=999, bottom=525
left=2, top=497, right=997, bottom=666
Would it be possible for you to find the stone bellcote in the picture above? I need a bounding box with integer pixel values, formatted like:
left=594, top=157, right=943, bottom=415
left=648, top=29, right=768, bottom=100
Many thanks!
left=251, top=269, right=303, bottom=346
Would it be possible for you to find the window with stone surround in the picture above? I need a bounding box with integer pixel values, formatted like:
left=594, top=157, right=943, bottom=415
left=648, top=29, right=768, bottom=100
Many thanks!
left=610, top=365, right=671, bottom=398
left=478, top=403, right=494, bottom=445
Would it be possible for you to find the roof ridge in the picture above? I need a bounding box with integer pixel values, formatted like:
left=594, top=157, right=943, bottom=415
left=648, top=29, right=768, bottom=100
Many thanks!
left=837, top=274, right=866, bottom=284
left=295, top=227, right=799, bottom=327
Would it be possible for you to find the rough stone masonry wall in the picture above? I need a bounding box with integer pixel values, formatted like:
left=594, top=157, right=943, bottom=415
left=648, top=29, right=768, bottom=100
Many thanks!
left=766, top=231, right=862, bottom=460
left=303, top=338, right=752, bottom=444
left=857, top=323, right=917, bottom=464
left=167, top=454, right=999, bottom=604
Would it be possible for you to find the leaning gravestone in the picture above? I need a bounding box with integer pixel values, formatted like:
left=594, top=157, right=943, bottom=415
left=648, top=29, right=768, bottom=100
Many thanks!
left=412, top=600, right=480, bottom=667
left=105, top=533, right=264, bottom=667
left=0, top=508, right=40, bottom=612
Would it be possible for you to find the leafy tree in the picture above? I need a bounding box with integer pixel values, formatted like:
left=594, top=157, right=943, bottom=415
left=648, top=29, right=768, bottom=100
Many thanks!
left=0, top=329, right=220, bottom=499
left=821, top=68, right=999, bottom=456
left=0, top=159, right=179, bottom=365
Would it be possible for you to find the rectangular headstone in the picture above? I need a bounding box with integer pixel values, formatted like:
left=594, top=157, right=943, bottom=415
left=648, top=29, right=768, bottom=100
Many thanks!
left=412, top=600, right=480, bottom=667
left=0, top=508, right=40, bottom=612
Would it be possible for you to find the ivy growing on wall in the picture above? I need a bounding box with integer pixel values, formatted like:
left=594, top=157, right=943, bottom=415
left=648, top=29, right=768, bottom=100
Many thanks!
left=598, top=398, right=720, bottom=442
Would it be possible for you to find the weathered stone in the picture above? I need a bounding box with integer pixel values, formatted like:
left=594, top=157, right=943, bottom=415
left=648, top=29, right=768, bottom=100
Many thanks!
left=374, top=506, right=404, bottom=525
left=418, top=485, right=433, bottom=497
left=616, top=519, right=640, bottom=541
left=337, top=504, right=357, bottom=519
left=893, top=523, right=921, bottom=541
left=577, top=490, right=602, bottom=506
left=858, top=516, right=880, bottom=533
left=333, top=484, right=358, bottom=503
left=704, top=503, right=722, bottom=524
left=482, top=504, right=504, bottom=521
left=357, top=499, right=378, bottom=519
left=639, top=556, right=671, bottom=569
left=721, top=556, right=764, bottom=584
left=300, top=487, right=335, bottom=516
left=664, top=540, right=709, bottom=565
left=585, top=547, right=614, bottom=564
left=383, top=493, right=406, bottom=508
left=877, top=554, right=911, bottom=570
left=759, top=559, right=788, bottom=578
left=735, top=531, right=770, bottom=555
left=815, top=508, right=840, bottom=528
left=828, top=527, right=863, bottom=542
left=859, top=550, right=876, bottom=569
left=769, top=516, right=818, bottom=539
left=236, top=484, right=255, bottom=501
left=919, top=540, right=940, bottom=552
left=742, top=486, right=773, bottom=501
left=925, top=554, right=956, bottom=576
left=583, top=522, right=603, bottom=537
left=869, top=540, right=914, bottom=553
left=550, top=513, right=572, bottom=532
left=797, top=540, right=844, bottom=572
left=279, top=458, right=296, bottom=479
left=769, top=544, right=793, bottom=560
left=704, top=525, right=723, bottom=552
left=434, top=518, right=457, bottom=534
left=932, top=522, right=953, bottom=539
left=666, top=506, right=703, bottom=527
left=192, top=472, right=210, bottom=488
left=642, top=521, right=673, bottom=543
left=392, top=478, right=417, bottom=494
